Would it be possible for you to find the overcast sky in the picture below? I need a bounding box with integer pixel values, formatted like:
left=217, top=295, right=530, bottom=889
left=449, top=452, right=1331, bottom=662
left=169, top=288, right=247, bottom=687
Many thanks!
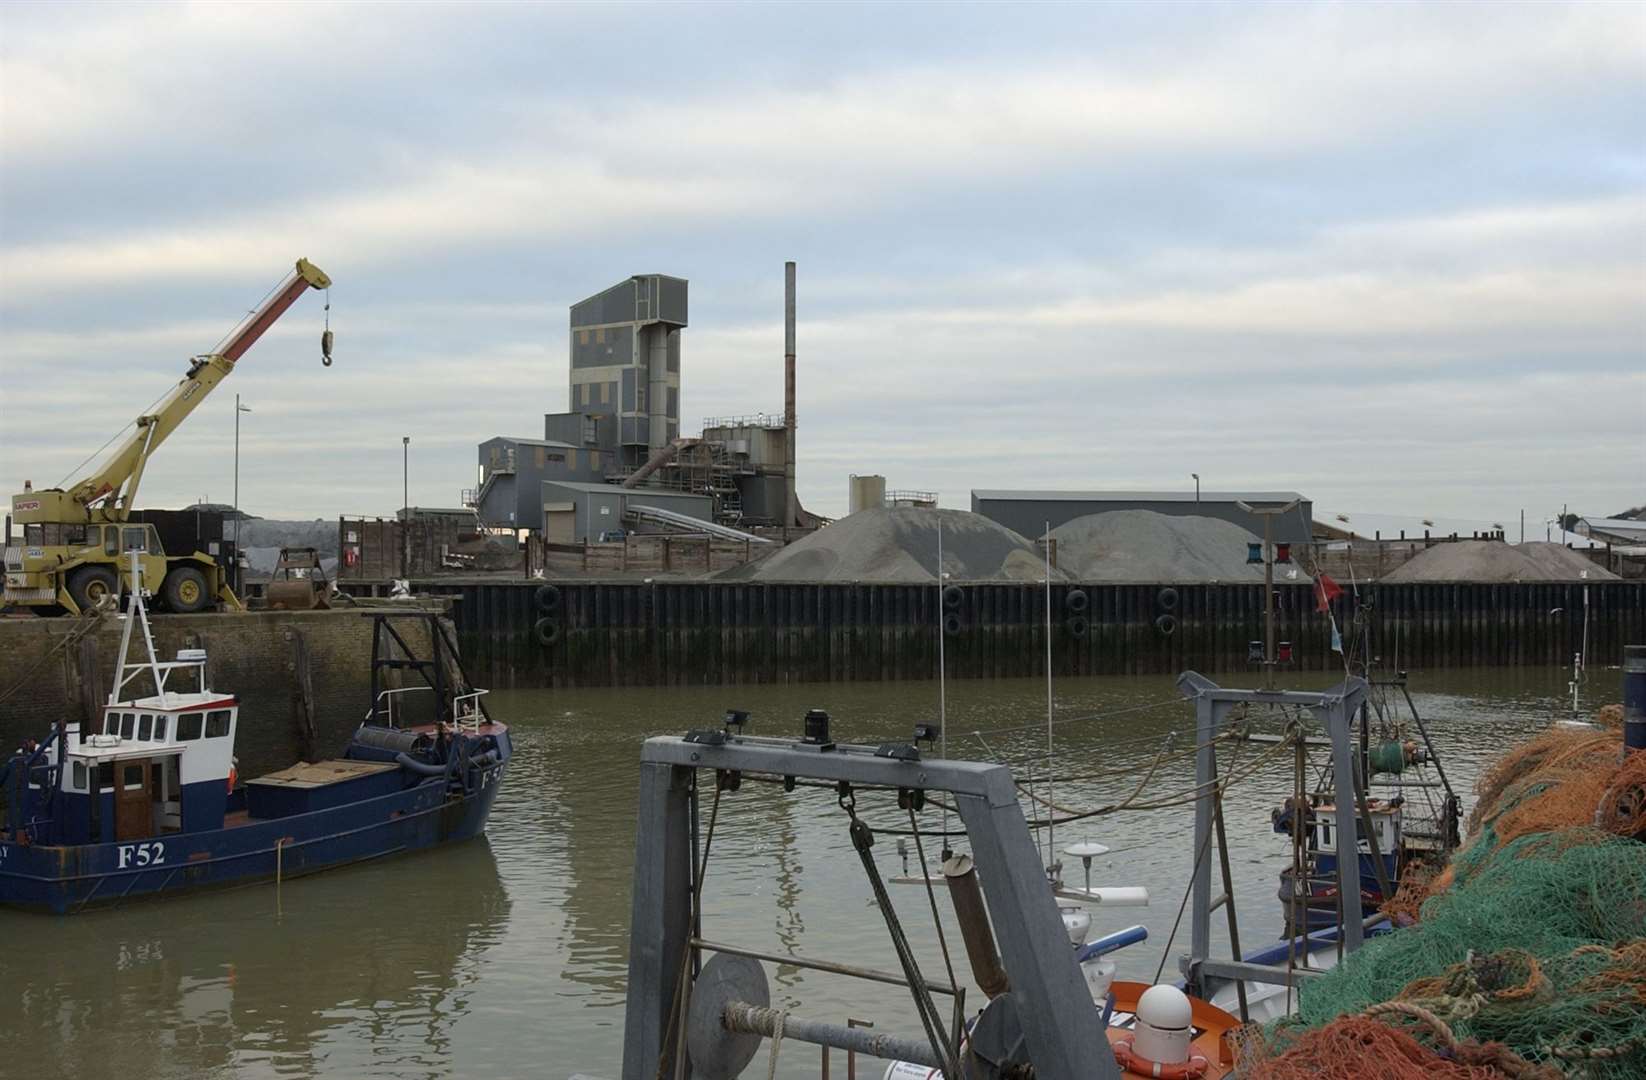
left=2, top=2, right=1641, bottom=526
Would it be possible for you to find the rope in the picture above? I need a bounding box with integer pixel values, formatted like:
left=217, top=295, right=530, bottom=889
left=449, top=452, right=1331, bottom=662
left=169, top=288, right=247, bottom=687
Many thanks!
left=840, top=788, right=960, bottom=1079
left=765, top=1008, right=787, bottom=1080
left=908, top=806, right=960, bottom=1062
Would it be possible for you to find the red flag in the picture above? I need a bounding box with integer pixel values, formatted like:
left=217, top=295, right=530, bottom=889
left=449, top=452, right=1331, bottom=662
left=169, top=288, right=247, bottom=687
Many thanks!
left=1315, top=572, right=1344, bottom=612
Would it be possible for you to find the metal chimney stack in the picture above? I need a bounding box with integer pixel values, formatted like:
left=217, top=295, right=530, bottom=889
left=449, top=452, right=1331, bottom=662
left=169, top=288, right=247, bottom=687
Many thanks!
left=784, top=261, right=798, bottom=529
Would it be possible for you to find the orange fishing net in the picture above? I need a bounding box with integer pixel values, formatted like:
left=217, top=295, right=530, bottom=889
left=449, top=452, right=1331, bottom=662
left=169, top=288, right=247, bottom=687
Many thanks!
left=1233, top=1012, right=1561, bottom=1079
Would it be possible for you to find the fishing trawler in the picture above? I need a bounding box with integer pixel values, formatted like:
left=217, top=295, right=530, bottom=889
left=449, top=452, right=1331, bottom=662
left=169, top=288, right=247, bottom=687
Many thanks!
left=0, top=556, right=509, bottom=914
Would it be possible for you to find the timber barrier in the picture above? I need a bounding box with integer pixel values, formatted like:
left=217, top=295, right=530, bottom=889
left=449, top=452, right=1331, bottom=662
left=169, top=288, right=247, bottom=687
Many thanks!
left=432, top=579, right=1646, bottom=688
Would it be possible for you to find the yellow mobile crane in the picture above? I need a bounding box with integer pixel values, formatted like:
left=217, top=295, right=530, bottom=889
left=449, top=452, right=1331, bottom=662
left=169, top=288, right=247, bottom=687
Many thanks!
left=4, top=259, right=332, bottom=616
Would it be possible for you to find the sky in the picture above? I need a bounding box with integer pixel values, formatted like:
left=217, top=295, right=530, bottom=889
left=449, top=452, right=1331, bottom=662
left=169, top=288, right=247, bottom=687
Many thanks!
left=1, top=1, right=1642, bottom=525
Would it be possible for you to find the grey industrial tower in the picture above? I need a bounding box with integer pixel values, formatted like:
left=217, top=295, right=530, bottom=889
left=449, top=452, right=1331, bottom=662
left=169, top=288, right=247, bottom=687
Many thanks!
left=568, top=274, right=687, bottom=472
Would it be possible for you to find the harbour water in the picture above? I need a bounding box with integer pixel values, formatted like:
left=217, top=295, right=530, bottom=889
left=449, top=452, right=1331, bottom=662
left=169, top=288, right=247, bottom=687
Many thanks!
left=2, top=666, right=1615, bottom=1079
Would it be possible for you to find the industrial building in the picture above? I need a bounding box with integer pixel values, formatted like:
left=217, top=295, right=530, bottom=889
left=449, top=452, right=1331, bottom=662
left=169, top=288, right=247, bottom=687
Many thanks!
left=971, top=490, right=1314, bottom=542
left=540, top=481, right=713, bottom=544
left=471, top=270, right=814, bottom=537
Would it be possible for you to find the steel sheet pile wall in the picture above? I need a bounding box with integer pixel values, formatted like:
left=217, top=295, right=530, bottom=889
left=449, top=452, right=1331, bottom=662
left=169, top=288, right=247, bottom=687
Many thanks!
left=444, top=580, right=1646, bottom=688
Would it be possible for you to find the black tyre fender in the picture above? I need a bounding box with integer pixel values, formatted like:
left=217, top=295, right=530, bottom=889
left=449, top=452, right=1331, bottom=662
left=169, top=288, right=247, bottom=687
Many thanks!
left=1066, top=615, right=1089, bottom=638
left=67, top=565, right=119, bottom=612
left=1065, top=588, right=1089, bottom=614
left=535, top=583, right=562, bottom=615
left=533, top=617, right=561, bottom=646
left=942, top=612, right=963, bottom=637
left=1157, top=587, right=1179, bottom=611
left=942, top=584, right=964, bottom=610
left=162, top=565, right=211, bottom=613
left=1155, top=613, right=1177, bottom=637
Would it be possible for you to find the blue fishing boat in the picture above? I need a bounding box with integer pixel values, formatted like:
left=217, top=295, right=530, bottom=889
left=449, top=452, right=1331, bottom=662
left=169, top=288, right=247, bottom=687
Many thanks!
left=0, top=558, right=509, bottom=914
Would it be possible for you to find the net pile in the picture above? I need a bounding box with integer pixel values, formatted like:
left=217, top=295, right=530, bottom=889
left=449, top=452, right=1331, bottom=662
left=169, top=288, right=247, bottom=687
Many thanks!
left=1240, top=705, right=1646, bottom=1079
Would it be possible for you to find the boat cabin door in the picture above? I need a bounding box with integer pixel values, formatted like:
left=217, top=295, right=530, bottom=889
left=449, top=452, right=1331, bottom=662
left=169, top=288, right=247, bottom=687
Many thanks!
left=114, top=758, right=153, bottom=841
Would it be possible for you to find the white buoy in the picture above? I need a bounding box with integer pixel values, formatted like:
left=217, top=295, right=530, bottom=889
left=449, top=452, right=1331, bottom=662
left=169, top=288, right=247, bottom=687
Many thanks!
left=1132, top=984, right=1194, bottom=1065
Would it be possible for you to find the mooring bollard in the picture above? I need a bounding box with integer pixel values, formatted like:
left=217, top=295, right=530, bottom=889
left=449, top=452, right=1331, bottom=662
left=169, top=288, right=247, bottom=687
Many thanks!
left=1624, top=644, right=1646, bottom=753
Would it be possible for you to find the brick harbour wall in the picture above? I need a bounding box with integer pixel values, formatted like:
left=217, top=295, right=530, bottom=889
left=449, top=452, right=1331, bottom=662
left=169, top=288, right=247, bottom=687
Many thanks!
left=0, top=608, right=443, bottom=781
left=436, top=580, right=1646, bottom=688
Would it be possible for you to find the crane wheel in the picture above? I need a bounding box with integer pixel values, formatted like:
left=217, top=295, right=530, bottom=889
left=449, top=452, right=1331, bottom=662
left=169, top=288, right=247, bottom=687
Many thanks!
left=163, top=566, right=212, bottom=613
left=68, top=566, right=119, bottom=613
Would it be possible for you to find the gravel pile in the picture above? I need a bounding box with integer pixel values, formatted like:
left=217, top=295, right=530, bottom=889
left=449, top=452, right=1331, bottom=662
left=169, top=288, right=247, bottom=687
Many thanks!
left=1382, top=540, right=1616, bottom=582
left=728, top=507, right=1059, bottom=582
left=1049, top=510, right=1291, bottom=583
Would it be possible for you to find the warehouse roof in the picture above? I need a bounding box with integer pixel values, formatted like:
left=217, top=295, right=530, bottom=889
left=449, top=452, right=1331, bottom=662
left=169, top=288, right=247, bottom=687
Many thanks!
left=972, top=489, right=1308, bottom=504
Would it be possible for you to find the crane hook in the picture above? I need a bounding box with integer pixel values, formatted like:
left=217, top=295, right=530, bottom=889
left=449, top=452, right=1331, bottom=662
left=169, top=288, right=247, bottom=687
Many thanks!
left=320, top=288, right=334, bottom=366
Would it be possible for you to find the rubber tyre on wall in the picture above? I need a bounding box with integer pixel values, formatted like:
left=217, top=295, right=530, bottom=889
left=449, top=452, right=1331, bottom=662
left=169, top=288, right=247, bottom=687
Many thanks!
left=1155, top=613, right=1177, bottom=637
left=1066, top=615, right=1089, bottom=638
left=67, top=566, right=118, bottom=613
left=942, top=584, right=964, bottom=611
left=162, top=566, right=211, bottom=613
left=533, top=617, right=561, bottom=646
left=942, top=612, right=963, bottom=637
left=1157, top=587, right=1179, bottom=611
left=1065, top=588, right=1089, bottom=614
left=535, top=583, right=562, bottom=615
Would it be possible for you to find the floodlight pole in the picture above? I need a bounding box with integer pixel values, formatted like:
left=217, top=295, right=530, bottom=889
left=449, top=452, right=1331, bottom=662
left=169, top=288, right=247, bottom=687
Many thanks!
left=1238, top=499, right=1300, bottom=690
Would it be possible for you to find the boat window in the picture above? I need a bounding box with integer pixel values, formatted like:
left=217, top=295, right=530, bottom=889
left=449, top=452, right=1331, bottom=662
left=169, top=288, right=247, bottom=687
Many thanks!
left=138, top=715, right=153, bottom=741
left=120, top=713, right=136, bottom=740
left=122, top=764, right=145, bottom=791
left=72, top=760, right=87, bottom=790
left=177, top=712, right=204, bottom=740
left=205, top=710, right=231, bottom=738
left=153, top=715, right=168, bottom=741
left=98, top=762, right=114, bottom=791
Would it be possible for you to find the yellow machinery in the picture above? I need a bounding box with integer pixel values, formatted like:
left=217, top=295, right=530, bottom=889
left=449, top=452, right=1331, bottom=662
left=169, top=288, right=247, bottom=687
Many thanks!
left=4, top=259, right=331, bottom=616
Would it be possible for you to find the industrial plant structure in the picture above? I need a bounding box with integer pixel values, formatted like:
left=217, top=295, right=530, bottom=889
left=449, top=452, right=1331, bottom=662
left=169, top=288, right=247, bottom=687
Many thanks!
left=469, top=271, right=812, bottom=542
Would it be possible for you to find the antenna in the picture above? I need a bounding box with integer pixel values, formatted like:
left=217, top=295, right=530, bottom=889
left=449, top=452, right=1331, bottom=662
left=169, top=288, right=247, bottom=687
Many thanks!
left=1044, top=520, right=1055, bottom=874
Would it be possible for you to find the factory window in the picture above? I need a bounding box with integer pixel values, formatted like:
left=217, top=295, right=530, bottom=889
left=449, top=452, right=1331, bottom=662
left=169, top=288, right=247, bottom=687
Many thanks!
left=590, top=451, right=601, bottom=470
left=535, top=446, right=546, bottom=468
left=567, top=449, right=578, bottom=469
left=579, top=329, right=590, bottom=345
left=583, top=416, right=598, bottom=443
left=580, top=383, right=591, bottom=406
left=600, top=382, right=611, bottom=405
left=636, top=386, right=646, bottom=412
left=595, top=327, right=606, bottom=344
left=545, top=452, right=565, bottom=464
left=137, top=715, right=153, bottom=742
left=205, top=710, right=231, bottom=738
left=177, top=713, right=203, bottom=741
left=489, top=446, right=500, bottom=467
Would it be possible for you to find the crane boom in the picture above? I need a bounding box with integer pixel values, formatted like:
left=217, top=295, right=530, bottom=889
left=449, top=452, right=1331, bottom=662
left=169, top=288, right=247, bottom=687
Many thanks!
left=69, top=258, right=331, bottom=517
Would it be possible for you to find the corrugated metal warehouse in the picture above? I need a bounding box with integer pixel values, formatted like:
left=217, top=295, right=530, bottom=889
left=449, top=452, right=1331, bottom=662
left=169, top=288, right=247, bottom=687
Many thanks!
left=540, top=480, right=712, bottom=543
left=970, top=490, right=1314, bottom=542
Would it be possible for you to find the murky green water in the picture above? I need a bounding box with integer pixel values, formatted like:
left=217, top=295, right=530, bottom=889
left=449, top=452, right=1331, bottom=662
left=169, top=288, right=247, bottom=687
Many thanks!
left=2, top=666, right=1619, bottom=1079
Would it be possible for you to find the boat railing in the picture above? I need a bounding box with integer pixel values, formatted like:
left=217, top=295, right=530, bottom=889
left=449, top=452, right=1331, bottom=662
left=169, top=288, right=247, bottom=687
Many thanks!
left=365, top=685, right=434, bottom=728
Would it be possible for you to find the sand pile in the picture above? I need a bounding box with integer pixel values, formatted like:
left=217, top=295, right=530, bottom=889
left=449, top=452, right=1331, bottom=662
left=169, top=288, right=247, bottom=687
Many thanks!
left=1049, top=510, right=1296, bottom=583
left=728, top=507, right=1058, bottom=582
left=1383, top=540, right=1616, bottom=583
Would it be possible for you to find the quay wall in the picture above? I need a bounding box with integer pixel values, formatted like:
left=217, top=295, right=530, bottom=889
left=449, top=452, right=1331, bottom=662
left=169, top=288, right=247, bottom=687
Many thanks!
left=0, top=609, right=441, bottom=781
left=437, top=579, right=1646, bottom=687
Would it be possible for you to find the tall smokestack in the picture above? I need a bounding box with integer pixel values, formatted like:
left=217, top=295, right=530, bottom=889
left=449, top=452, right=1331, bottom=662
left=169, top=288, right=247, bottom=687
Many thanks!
left=784, top=260, right=797, bottom=529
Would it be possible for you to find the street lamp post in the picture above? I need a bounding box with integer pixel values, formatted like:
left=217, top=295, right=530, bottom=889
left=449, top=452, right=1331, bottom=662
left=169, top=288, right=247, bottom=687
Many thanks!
left=234, top=396, right=252, bottom=592
left=402, top=436, right=410, bottom=578
left=1192, top=473, right=1200, bottom=503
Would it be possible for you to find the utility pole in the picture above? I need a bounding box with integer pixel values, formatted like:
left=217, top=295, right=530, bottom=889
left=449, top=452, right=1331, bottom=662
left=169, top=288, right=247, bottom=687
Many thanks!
left=1239, top=498, right=1300, bottom=690
left=234, top=396, right=252, bottom=594
left=402, top=436, right=410, bottom=578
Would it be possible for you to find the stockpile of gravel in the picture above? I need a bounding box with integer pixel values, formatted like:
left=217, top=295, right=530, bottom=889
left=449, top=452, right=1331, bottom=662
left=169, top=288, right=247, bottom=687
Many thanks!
left=728, top=507, right=1058, bottom=582
left=1382, top=540, right=1616, bottom=582
left=1049, top=510, right=1290, bottom=583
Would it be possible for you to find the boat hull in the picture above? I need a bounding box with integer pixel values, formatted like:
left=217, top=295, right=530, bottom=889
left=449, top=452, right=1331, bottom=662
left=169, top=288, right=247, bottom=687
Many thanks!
left=0, top=763, right=504, bottom=915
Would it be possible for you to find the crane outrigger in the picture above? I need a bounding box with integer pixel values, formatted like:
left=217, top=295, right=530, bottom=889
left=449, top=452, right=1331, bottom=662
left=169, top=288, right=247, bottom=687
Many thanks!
left=4, top=258, right=331, bottom=616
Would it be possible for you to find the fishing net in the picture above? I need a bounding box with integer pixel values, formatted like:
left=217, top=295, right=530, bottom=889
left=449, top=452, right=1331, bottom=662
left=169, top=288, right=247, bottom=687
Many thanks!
left=1234, top=1010, right=1561, bottom=1079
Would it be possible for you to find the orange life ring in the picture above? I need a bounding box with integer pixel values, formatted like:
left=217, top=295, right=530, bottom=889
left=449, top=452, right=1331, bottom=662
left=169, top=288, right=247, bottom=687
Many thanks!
left=227, top=766, right=238, bottom=792
left=1113, top=1037, right=1210, bottom=1080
